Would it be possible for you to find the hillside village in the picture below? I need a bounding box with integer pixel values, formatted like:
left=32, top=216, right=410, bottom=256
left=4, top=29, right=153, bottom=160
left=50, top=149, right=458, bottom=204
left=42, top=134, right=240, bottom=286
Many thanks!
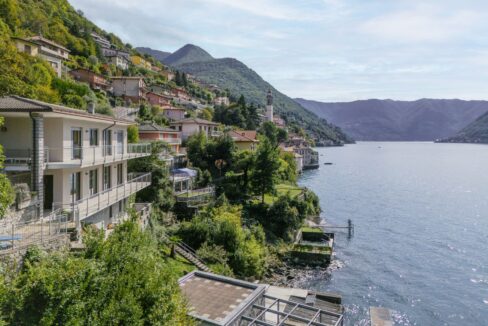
left=0, top=1, right=344, bottom=325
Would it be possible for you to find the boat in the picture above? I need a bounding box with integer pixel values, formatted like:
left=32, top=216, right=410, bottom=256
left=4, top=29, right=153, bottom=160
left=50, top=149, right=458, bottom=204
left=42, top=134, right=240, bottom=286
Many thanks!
left=324, top=162, right=333, bottom=165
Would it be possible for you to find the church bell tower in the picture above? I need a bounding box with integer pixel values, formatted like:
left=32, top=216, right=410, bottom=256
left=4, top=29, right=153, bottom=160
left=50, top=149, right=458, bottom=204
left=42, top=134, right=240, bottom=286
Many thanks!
left=265, top=89, right=273, bottom=122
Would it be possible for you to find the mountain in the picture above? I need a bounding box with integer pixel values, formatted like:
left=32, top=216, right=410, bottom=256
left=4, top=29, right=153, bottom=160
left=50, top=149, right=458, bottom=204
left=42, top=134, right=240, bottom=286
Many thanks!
left=136, top=47, right=171, bottom=62
left=144, top=45, right=352, bottom=145
left=439, top=111, right=488, bottom=144
left=161, top=44, right=213, bottom=66
left=295, top=98, right=488, bottom=141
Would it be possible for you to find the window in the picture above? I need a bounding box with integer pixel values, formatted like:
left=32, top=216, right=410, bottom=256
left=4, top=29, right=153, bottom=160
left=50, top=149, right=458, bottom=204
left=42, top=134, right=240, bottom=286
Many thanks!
left=89, top=129, right=99, bottom=146
left=70, top=172, right=81, bottom=201
left=24, top=45, right=31, bottom=54
left=116, top=131, right=124, bottom=154
left=89, top=169, right=98, bottom=195
left=103, top=166, right=111, bottom=190
left=103, top=130, right=112, bottom=156
left=71, top=128, right=82, bottom=159
left=117, top=164, right=123, bottom=185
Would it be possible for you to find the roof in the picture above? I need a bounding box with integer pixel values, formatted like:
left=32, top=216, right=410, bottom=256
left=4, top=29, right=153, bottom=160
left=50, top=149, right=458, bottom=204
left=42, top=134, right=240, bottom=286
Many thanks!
left=138, top=122, right=178, bottom=133
left=0, top=96, right=133, bottom=124
left=69, top=68, right=107, bottom=80
left=27, top=36, right=70, bottom=52
left=227, top=130, right=258, bottom=142
left=179, top=271, right=265, bottom=325
left=163, top=106, right=185, bottom=111
left=172, top=168, right=197, bottom=178
left=111, top=76, right=145, bottom=80
left=171, top=117, right=219, bottom=126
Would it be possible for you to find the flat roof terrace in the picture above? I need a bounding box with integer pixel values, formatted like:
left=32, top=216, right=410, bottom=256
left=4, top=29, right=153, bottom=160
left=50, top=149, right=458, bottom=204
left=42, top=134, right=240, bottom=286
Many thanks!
left=179, top=271, right=265, bottom=325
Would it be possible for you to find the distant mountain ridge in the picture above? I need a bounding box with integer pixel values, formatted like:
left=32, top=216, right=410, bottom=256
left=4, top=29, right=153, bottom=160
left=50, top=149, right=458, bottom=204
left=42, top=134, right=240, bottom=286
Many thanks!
left=295, top=98, right=488, bottom=141
left=162, top=44, right=213, bottom=66
left=139, top=45, right=352, bottom=145
left=439, top=111, right=488, bottom=144
left=136, top=47, right=171, bottom=62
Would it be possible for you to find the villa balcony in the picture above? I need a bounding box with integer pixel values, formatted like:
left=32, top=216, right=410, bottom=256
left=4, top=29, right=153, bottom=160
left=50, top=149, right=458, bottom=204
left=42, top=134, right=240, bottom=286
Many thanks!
left=4, top=143, right=151, bottom=170
left=161, top=137, right=182, bottom=145
left=53, top=172, right=151, bottom=221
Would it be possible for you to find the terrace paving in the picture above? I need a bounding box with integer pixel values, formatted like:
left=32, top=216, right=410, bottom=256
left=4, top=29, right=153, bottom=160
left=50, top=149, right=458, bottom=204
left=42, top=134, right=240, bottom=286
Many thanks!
left=179, top=273, right=259, bottom=323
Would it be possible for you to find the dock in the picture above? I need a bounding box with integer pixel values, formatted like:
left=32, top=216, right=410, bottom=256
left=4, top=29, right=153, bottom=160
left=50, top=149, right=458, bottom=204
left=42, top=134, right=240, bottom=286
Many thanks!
left=370, top=307, right=394, bottom=326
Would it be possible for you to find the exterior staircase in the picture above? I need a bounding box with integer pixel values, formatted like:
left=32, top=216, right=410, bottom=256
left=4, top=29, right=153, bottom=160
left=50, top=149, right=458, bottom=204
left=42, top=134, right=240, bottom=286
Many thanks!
left=174, top=241, right=211, bottom=273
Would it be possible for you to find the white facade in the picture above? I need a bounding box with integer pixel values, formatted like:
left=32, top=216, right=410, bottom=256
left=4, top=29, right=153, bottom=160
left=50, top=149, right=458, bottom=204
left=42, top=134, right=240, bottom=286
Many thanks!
left=170, top=119, right=220, bottom=140
left=0, top=97, right=152, bottom=231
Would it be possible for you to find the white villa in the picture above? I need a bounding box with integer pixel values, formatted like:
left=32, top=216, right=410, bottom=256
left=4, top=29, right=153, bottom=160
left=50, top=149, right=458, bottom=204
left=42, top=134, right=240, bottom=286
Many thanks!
left=170, top=118, right=220, bottom=141
left=0, top=96, right=152, bottom=231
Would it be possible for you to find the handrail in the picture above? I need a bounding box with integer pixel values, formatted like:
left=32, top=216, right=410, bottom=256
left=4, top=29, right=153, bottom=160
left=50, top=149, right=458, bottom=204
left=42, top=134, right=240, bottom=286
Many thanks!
left=52, top=172, right=152, bottom=220
left=4, top=144, right=152, bottom=165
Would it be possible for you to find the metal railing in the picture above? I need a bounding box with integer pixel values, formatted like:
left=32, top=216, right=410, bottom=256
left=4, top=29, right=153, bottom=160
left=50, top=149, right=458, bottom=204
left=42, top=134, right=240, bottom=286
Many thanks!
left=161, top=138, right=182, bottom=145
left=175, top=186, right=215, bottom=202
left=0, top=209, right=70, bottom=252
left=53, top=172, right=151, bottom=221
left=4, top=144, right=152, bottom=166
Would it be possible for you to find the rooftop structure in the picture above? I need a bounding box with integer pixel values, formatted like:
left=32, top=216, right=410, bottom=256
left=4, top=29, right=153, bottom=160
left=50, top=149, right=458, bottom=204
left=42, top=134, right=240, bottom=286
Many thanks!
left=179, top=271, right=266, bottom=325
left=179, top=271, right=344, bottom=326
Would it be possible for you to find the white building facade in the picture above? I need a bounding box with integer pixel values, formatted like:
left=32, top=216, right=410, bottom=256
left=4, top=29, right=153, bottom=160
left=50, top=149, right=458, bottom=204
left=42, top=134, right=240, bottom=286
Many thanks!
left=0, top=96, right=152, bottom=231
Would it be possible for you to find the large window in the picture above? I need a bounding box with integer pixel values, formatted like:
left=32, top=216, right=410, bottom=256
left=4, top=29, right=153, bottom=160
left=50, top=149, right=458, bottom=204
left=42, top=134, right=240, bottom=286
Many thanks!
left=89, top=129, right=99, bottom=146
left=116, top=131, right=124, bottom=154
left=103, top=130, right=112, bottom=156
left=117, top=163, right=123, bottom=185
left=103, top=166, right=111, bottom=190
left=71, top=128, right=82, bottom=159
left=89, top=169, right=98, bottom=195
left=70, top=172, right=81, bottom=201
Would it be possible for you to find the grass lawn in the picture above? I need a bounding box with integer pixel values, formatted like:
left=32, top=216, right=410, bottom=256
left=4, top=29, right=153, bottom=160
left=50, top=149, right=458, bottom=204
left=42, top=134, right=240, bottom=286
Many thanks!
left=260, top=184, right=304, bottom=204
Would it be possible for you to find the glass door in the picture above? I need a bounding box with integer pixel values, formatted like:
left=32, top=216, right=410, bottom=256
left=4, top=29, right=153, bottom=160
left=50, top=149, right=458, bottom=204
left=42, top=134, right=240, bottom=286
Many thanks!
left=103, top=166, right=111, bottom=190
left=71, top=128, right=82, bottom=159
left=103, top=130, right=112, bottom=156
left=70, top=172, right=81, bottom=201
left=89, top=169, right=98, bottom=195
left=116, top=131, right=124, bottom=155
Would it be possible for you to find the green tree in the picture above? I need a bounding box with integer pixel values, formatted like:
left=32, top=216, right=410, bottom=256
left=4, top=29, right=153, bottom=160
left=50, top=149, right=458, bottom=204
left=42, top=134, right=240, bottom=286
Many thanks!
left=127, top=125, right=139, bottom=143
left=251, top=138, right=280, bottom=203
left=0, top=221, right=193, bottom=325
left=0, top=117, right=13, bottom=218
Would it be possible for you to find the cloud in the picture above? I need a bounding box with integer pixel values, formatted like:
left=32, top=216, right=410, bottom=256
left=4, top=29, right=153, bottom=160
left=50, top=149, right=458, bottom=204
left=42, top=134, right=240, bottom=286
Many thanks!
left=361, top=6, right=482, bottom=43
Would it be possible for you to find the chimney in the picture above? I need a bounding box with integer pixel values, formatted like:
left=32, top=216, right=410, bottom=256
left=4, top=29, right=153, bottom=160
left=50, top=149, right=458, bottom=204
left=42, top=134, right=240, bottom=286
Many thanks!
left=87, top=101, right=96, bottom=114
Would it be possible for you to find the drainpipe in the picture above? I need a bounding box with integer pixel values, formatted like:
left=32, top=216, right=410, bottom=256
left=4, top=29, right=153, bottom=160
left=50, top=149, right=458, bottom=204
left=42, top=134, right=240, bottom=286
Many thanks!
left=30, top=112, right=44, bottom=219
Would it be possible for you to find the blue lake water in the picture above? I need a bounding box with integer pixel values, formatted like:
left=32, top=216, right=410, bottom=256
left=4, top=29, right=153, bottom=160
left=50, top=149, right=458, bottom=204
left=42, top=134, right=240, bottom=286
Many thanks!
left=297, top=142, right=488, bottom=326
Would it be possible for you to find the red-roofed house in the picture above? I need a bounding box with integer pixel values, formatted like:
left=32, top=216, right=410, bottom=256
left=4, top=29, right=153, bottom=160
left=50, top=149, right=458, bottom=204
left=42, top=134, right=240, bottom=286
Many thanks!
left=227, top=130, right=259, bottom=151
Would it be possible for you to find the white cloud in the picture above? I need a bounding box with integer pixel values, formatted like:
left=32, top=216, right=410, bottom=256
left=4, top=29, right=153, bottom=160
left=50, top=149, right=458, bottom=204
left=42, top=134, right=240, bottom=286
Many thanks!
left=361, top=6, right=482, bottom=43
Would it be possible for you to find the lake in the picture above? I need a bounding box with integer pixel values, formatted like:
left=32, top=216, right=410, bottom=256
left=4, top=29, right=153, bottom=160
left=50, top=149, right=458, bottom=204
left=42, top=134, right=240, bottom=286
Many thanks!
left=297, top=142, right=488, bottom=325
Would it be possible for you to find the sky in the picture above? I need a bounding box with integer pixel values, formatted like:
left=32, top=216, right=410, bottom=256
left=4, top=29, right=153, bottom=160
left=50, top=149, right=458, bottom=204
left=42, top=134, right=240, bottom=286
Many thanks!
left=70, top=0, right=488, bottom=102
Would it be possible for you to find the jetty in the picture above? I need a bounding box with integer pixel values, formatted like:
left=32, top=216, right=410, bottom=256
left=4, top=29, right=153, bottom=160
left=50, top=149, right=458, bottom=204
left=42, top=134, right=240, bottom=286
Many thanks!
left=370, top=307, right=394, bottom=326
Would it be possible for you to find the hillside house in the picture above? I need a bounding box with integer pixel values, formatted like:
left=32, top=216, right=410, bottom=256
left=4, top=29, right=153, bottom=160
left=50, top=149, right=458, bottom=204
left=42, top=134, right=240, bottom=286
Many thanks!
left=213, top=96, right=230, bottom=106
left=0, top=96, right=152, bottom=231
left=227, top=130, right=259, bottom=151
left=91, top=32, right=111, bottom=48
left=106, top=54, right=130, bottom=70
left=146, top=92, right=172, bottom=107
left=131, top=55, right=152, bottom=70
left=138, top=122, right=182, bottom=153
left=172, top=87, right=190, bottom=101
left=162, top=107, right=186, bottom=121
left=13, top=36, right=70, bottom=77
left=170, top=118, right=220, bottom=140
left=69, top=68, right=111, bottom=91
left=111, top=77, right=147, bottom=103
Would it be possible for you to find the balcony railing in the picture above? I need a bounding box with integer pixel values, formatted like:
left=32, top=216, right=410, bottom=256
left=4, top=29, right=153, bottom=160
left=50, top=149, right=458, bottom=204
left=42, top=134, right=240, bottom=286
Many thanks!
left=161, top=138, right=182, bottom=145
left=4, top=143, right=151, bottom=167
left=53, top=172, right=151, bottom=220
